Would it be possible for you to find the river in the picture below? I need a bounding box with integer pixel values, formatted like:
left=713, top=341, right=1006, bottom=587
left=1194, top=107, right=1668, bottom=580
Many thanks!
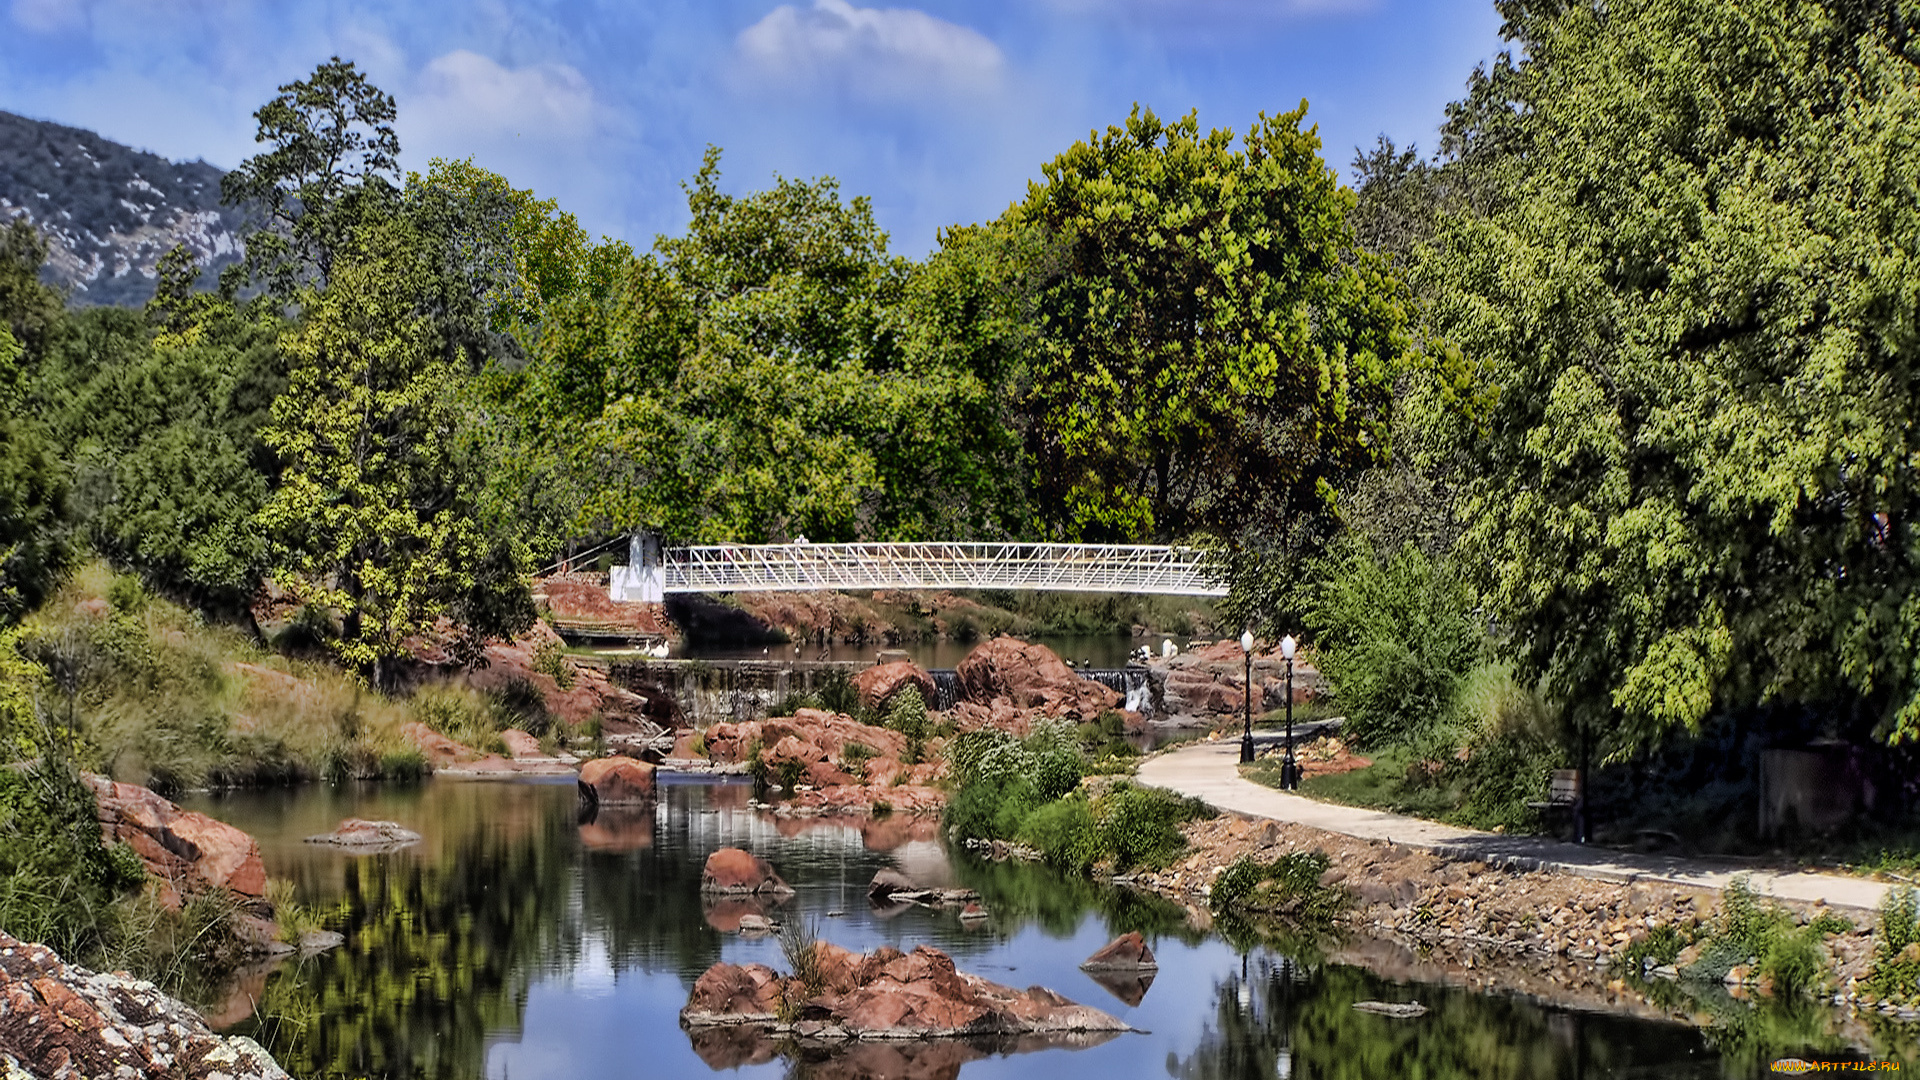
left=179, top=777, right=1891, bottom=1079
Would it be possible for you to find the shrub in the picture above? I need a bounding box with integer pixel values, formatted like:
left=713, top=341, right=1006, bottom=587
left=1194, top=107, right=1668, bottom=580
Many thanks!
left=1308, top=539, right=1482, bottom=750
left=1093, top=783, right=1212, bottom=870
left=1866, top=887, right=1920, bottom=1001
left=815, top=670, right=861, bottom=716
left=530, top=639, right=576, bottom=690
left=1209, top=851, right=1345, bottom=922
left=839, top=740, right=876, bottom=778
left=489, top=676, right=552, bottom=738
left=0, top=757, right=146, bottom=961
left=887, top=686, right=929, bottom=764
left=1019, top=794, right=1099, bottom=870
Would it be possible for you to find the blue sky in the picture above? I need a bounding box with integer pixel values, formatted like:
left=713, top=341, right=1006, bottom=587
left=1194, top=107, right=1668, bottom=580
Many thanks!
left=0, top=0, right=1507, bottom=255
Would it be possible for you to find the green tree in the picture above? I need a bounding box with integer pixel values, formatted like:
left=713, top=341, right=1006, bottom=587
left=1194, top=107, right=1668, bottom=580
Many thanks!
left=221, top=56, right=401, bottom=297
left=1419, top=0, right=1920, bottom=748
left=1010, top=105, right=1407, bottom=542
left=510, top=150, right=1031, bottom=543
left=258, top=220, right=527, bottom=685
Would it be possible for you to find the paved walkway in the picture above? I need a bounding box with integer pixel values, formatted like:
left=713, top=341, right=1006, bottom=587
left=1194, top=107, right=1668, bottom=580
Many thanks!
left=1137, top=739, right=1895, bottom=912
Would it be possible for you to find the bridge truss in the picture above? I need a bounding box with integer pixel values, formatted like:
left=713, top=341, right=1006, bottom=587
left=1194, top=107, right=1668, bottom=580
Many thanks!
left=612, top=541, right=1228, bottom=600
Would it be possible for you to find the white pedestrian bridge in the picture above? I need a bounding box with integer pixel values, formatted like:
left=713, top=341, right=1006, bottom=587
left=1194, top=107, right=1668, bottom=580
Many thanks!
left=608, top=536, right=1227, bottom=601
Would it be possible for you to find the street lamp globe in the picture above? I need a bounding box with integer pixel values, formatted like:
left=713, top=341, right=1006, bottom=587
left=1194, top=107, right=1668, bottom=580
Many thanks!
left=1281, top=634, right=1297, bottom=660
left=1240, top=630, right=1255, bottom=654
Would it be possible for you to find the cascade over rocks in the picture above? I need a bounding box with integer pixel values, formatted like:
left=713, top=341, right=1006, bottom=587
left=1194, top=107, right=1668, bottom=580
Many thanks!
left=0, top=931, right=290, bottom=1079
left=956, top=638, right=1120, bottom=720
left=681, top=943, right=1132, bottom=1040
left=85, top=774, right=266, bottom=908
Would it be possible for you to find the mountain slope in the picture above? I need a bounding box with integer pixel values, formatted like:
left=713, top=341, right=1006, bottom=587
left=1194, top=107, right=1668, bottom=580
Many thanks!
left=0, top=109, right=247, bottom=307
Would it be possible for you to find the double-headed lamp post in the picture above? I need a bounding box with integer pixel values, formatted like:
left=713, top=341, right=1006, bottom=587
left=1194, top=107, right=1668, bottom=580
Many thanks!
left=1280, top=634, right=1299, bottom=790
left=1239, top=630, right=1257, bottom=764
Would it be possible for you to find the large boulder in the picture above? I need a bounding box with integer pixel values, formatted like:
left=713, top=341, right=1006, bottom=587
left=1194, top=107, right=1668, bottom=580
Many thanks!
left=85, top=775, right=266, bottom=906
left=680, top=944, right=1131, bottom=1039
left=578, top=756, right=657, bottom=808
left=853, top=661, right=937, bottom=713
left=0, top=930, right=290, bottom=1078
left=701, top=848, right=794, bottom=895
left=956, top=638, right=1121, bottom=720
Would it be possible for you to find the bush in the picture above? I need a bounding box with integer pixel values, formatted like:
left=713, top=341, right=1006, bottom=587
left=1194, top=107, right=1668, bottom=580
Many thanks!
left=1209, top=851, right=1346, bottom=923
left=530, top=639, right=576, bottom=690
left=0, top=757, right=145, bottom=961
left=1019, top=794, right=1098, bottom=870
left=1308, top=539, right=1482, bottom=750
left=1866, top=887, right=1920, bottom=1001
left=815, top=670, right=861, bottom=716
left=887, top=686, right=929, bottom=764
left=1094, top=783, right=1212, bottom=870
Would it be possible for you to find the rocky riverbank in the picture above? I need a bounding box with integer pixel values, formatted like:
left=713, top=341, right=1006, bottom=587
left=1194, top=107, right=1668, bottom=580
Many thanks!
left=0, top=930, right=289, bottom=1079
left=1114, top=811, right=1920, bottom=1024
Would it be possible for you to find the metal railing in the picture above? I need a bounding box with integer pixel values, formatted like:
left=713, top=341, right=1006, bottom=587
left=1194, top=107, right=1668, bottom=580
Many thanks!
left=656, top=542, right=1227, bottom=596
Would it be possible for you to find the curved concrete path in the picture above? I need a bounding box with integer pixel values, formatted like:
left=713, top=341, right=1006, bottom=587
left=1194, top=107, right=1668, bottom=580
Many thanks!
left=1137, top=739, right=1894, bottom=912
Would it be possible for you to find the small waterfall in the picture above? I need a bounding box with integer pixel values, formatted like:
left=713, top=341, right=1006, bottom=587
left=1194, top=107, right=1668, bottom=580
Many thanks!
left=928, top=667, right=1148, bottom=715
left=929, top=670, right=961, bottom=711
left=1081, top=668, right=1152, bottom=714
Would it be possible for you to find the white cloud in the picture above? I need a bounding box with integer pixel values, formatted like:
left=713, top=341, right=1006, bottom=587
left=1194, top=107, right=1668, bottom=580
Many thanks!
left=1044, top=0, right=1378, bottom=20
left=407, top=49, right=598, bottom=144
left=735, top=0, right=1004, bottom=102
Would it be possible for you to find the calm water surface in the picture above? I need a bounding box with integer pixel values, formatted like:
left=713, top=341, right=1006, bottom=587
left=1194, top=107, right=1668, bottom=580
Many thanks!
left=180, top=778, right=1894, bottom=1079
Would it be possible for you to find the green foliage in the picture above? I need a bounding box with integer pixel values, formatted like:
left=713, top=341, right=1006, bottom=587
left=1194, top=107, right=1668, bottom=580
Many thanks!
left=1012, top=104, right=1404, bottom=541
left=1208, top=851, right=1346, bottom=924
left=814, top=669, right=861, bottom=716
left=1674, top=878, right=1840, bottom=998
left=530, top=638, right=576, bottom=690
left=257, top=219, right=532, bottom=685
left=0, top=757, right=144, bottom=960
left=1094, top=782, right=1213, bottom=870
left=1421, top=0, right=1920, bottom=746
left=221, top=57, right=400, bottom=297
left=1018, top=794, right=1099, bottom=870
left=886, top=685, right=928, bottom=764
left=1309, top=538, right=1482, bottom=750
left=837, top=740, right=875, bottom=778
left=1866, top=887, right=1920, bottom=1001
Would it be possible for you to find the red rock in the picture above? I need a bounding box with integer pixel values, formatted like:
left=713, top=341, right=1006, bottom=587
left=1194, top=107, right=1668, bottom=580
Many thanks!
left=401, top=721, right=480, bottom=767
left=500, top=729, right=542, bottom=758
left=1081, top=932, right=1158, bottom=970
left=85, top=775, right=266, bottom=903
left=702, top=847, right=794, bottom=895
left=685, top=962, right=784, bottom=1018
left=304, top=818, right=422, bottom=850
left=578, top=757, right=656, bottom=806
left=853, top=661, right=937, bottom=712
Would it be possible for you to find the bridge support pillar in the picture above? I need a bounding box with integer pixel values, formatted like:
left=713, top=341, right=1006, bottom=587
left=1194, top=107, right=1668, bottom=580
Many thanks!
left=609, top=533, right=665, bottom=603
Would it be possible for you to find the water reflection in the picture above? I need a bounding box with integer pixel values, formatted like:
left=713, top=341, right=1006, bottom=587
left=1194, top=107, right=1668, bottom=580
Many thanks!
left=178, top=779, right=1898, bottom=1080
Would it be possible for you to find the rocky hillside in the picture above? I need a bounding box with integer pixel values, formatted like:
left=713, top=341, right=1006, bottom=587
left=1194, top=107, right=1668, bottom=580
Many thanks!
left=0, top=109, right=246, bottom=307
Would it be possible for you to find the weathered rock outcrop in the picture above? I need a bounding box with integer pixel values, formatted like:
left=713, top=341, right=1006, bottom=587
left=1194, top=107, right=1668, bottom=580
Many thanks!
left=866, top=869, right=979, bottom=908
left=700, top=710, right=946, bottom=814
left=681, top=943, right=1131, bottom=1039
left=0, top=931, right=290, bottom=1078
left=303, top=818, right=422, bottom=852
left=1159, top=639, right=1323, bottom=723
left=701, top=848, right=794, bottom=896
left=956, top=638, right=1120, bottom=720
left=85, top=775, right=266, bottom=908
left=1081, top=932, right=1157, bottom=971
left=577, top=757, right=657, bottom=808
left=853, top=661, right=937, bottom=713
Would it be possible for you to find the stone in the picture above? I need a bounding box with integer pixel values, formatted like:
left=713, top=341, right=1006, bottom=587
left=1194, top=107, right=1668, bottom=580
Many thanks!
left=955, top=637, right=1121, bottom=719
left=577, top=756, right=657, bottom=808
left=682, top=944, right=1130, bottom=1039
left=1080, top=932, right=1158, bottom=971
left=702, top=847, right=795, bottom=895
left=85, top=774, right=266, bottom=903
left=852, top=661, right=937, bottom=713
left=303, top=818, right=422, bottom=851
left=0, top=929, right=292, bottom=1078
left=499, top=728, right=543, bottom=758
left=737, top=914, right=775, bottom=935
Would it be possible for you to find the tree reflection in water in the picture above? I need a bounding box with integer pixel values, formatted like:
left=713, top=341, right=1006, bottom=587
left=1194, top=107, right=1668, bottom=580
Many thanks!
left=1167, top=952, right=1739, bottom=1080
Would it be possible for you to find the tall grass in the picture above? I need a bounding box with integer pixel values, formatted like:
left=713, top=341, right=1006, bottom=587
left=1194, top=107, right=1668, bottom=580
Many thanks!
left=20, top=561, right=423, bottom=789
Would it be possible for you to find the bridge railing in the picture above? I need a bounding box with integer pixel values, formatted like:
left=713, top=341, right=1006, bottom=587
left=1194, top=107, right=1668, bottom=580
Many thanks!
left=655, top=542, right=1227, bottom=596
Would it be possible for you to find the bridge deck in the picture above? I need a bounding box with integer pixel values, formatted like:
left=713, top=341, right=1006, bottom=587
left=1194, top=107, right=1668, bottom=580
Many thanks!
left=620, top=542, right=1226, bottom=597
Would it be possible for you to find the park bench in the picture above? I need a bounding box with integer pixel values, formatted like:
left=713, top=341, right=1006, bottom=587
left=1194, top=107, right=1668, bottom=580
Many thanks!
left=1526, top=769, right=1582, bottom=830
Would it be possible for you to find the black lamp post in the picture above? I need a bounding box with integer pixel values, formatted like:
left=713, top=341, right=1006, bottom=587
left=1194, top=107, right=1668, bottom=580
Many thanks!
left=1239, top=629, right=1256, bottom=764
left=1280, top=634, right=1299, bottom=790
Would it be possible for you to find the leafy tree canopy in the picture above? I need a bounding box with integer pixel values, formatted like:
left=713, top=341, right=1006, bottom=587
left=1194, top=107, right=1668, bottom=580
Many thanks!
left=1423, top=0, right=1920, bottom=747
left=1010, top=104, right=1408, bottom=543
